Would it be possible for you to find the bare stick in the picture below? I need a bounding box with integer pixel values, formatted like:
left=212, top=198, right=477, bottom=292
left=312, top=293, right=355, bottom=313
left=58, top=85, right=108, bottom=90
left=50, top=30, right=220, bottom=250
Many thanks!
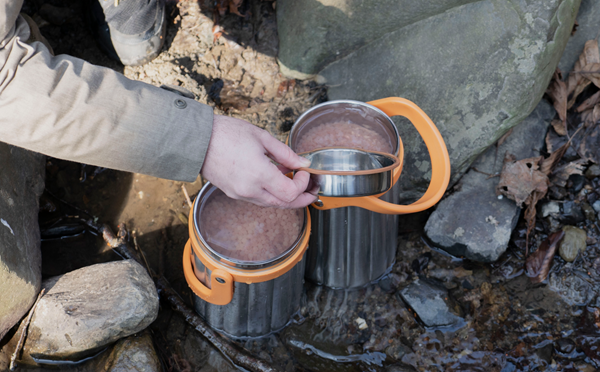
left=181, top=185, right=193, bottom=208
left=10, top=288, right=46, bottom=370
left=156, top=278, right=281, bottom=372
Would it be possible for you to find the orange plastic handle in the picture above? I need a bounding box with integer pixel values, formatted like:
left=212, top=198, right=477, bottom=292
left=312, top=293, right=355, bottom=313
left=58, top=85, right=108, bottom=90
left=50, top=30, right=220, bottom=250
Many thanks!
left=183, top=241, right=234, bottom=305
left=314, top=97, right=450, bottom=214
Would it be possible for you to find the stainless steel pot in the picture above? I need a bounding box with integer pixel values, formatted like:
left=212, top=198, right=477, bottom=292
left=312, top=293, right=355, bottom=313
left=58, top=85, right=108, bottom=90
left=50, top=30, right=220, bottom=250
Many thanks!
left=183, top=183, right=310, bottom=338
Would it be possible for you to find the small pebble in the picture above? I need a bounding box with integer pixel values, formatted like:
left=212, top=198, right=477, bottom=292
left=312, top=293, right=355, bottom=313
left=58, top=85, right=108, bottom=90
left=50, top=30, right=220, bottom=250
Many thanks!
left=558, top=226, right=587, bottom=262
left=585, top=164, right=600, bottom=179
left=354, top=317, right=368, bottom=330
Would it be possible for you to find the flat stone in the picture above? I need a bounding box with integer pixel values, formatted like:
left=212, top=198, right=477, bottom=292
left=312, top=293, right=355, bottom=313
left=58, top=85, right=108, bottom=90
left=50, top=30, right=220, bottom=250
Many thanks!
left=20, top=260, right=159, bottom=364
left=280, top=0, right=579, bottom=200
left=0, top=144, right=45, bottom=340
left=398, top=278, right=463, bottom=328
left=424, top=100, right=553, bottom=262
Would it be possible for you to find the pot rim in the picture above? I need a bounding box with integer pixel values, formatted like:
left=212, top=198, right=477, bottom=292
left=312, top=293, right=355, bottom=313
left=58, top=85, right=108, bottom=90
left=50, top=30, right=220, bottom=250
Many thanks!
left=298, top=147, right=400, bottom=176
left=191, top=182, right=308, bottom=271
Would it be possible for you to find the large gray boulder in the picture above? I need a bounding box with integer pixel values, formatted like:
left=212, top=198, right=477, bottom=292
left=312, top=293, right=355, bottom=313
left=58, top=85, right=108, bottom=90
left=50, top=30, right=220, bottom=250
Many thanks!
left=558, top=0, right=600, bottom=73
left=278, top=0, right=580, bottom=199
left=20, top=260, right=159, bottom=364
left=0, top=144, right=45, bottom=340
left=424, top=100, right=553, bottom=262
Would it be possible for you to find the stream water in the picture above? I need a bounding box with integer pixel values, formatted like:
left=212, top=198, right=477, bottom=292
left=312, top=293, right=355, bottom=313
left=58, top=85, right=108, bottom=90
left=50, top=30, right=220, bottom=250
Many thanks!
left=34, top=158, right=600, bottom=372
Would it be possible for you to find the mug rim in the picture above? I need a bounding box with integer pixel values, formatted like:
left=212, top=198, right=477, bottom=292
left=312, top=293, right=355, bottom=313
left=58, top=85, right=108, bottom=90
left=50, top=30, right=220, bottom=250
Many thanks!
left=288, top=99, right=400, bottom=157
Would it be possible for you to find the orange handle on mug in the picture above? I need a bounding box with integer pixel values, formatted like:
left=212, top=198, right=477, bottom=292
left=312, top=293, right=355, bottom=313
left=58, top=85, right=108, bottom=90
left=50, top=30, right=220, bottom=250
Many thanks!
left=312, top=97, right=450, bottom=215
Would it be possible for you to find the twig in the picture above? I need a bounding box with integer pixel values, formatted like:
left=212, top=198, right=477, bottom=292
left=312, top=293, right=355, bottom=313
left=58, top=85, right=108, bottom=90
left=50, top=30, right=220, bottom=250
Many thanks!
left=132, top=230, right=152, bottom=275
left=156, top=278, right=281, bottom=372
left=93, top=222, right=280, bottom=372
left=10, top=288, right=46, bottom=370
left=181, top=185, right=193, bottom=208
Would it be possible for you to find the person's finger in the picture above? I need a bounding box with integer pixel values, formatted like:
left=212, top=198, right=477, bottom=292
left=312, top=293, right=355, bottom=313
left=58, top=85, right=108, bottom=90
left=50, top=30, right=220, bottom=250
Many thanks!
left=263, top=169, right=312, bottom=204
left=258, top=189, right=318, bottom=209
left=260, top=132, right=311, bottom=169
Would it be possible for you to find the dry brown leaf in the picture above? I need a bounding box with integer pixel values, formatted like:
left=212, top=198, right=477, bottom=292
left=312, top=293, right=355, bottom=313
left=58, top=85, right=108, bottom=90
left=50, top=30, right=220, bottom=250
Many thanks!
left=540, top=141, right=570, bottom=176
left=546, top=69, right=568, bottom=123
left=524, top=190, right=544, bottom=255
left=576, top=90, right=600, bottom=113
left=229, top=0, right=244, bottom=16
left=567, top=40, right=600, bottom=107
left=581, top=103, right=600, bottom=127
left=496, top=154, right=549, bottom=207
left=550, top=160, right=586, bottom=187
left=578, top=123, right=600, bottom=163
left=550, top=119, right=567, bottom=136
left=579, top=62, right=600, bottom=89
left=526, top=231, right=564, bottom=283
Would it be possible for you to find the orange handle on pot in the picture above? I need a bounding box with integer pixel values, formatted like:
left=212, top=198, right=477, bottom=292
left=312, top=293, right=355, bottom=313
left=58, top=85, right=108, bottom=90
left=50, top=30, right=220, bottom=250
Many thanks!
left=313, top=97, right=450, bottom=214
left=183, top=241, right=234, bottom=305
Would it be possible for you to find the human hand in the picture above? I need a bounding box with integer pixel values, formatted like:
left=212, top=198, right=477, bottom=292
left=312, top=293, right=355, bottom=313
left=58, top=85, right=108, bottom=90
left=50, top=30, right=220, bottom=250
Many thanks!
left=200, top=115, right=318, bottom=208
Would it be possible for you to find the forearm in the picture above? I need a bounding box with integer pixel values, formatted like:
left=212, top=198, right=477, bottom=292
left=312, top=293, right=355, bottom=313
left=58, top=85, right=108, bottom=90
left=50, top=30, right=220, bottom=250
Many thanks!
left=0, top=16, right=213, bottom=182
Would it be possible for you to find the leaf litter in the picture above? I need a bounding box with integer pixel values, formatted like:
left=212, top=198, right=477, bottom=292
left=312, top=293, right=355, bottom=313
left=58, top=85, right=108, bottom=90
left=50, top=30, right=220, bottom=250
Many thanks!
left=499, top=39, right=600, bottom=262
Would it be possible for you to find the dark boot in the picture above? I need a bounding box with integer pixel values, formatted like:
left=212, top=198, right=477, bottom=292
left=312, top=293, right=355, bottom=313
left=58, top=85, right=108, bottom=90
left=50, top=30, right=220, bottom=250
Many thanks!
left=87, top=0, right=166, bottom=66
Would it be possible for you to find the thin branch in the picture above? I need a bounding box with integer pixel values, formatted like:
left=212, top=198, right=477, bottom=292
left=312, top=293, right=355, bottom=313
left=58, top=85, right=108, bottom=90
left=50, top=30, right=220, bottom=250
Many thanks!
left=181, top=185, right=193, bottom=209
left=10, top=288, right=46, bottom=370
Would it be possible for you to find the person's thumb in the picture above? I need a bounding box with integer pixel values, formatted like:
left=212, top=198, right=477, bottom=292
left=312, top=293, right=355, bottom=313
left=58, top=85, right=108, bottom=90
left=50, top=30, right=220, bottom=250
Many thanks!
left=261, top=132, right=311, bottom=169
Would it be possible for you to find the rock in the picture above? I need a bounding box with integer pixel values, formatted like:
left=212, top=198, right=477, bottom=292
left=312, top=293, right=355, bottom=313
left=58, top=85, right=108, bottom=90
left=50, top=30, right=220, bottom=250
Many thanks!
left=88, top=331, right=161, bottom=372
left=558, top=0, right=600, bottom=73
left=559, top=201, right=585, bottom=225
left=585, top=164, right=600, bottom=179
left=279, top=0, right=579, bottom=200
left=558, top=226, right=587, bottom=262
left=568, top=175, right=586, bottom=193
left=0, top=144, right=45, bottom=340
left=548, top=264, right=597, bottom=306
left=20, top=260, right=158, bottom=364
left=424, top=100, right=553, bottom=262
left=398, top=278, right=463, bottom=328
left=541, top=201, right=561, bottom=218
left=593, top=200, right=600, bottom=214
left=581, top=202, right=596, bottom=221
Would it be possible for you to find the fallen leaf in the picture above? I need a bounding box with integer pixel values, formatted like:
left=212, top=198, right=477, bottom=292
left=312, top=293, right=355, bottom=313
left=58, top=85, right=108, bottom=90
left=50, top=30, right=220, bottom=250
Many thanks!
left=576, top=90, right=600, bottom=113
left=579, top=62, right=600, bottom=89
left=540, top=141, right=571, bottom=176
left=229, top=0, right=245, bottom=16
left=525, top=231, right=565, bottom=283
left=550, top=119, right=567, bottom=136
left=546, top=69, right=568, bottom=124
left=550, top=159, right=586, bottom=187
left=581, top=103, right=600, bottom=127
left=567, top=40, right=600, bottom=108
left=578, top=123, right=600, bottom=163
left=523, top=190, right=544, bottom=255
left=496, top=154, right=549, bottom=206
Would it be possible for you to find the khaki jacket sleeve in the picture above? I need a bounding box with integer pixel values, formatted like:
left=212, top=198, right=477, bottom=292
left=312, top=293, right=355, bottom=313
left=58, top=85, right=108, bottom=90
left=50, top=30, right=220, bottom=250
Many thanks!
left=0, top=1, right=213, bottom=182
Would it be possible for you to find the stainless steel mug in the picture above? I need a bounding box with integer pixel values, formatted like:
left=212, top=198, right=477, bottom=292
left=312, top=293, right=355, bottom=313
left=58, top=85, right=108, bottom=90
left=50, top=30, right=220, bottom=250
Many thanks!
left=288, top=98, right=451, bottom=288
